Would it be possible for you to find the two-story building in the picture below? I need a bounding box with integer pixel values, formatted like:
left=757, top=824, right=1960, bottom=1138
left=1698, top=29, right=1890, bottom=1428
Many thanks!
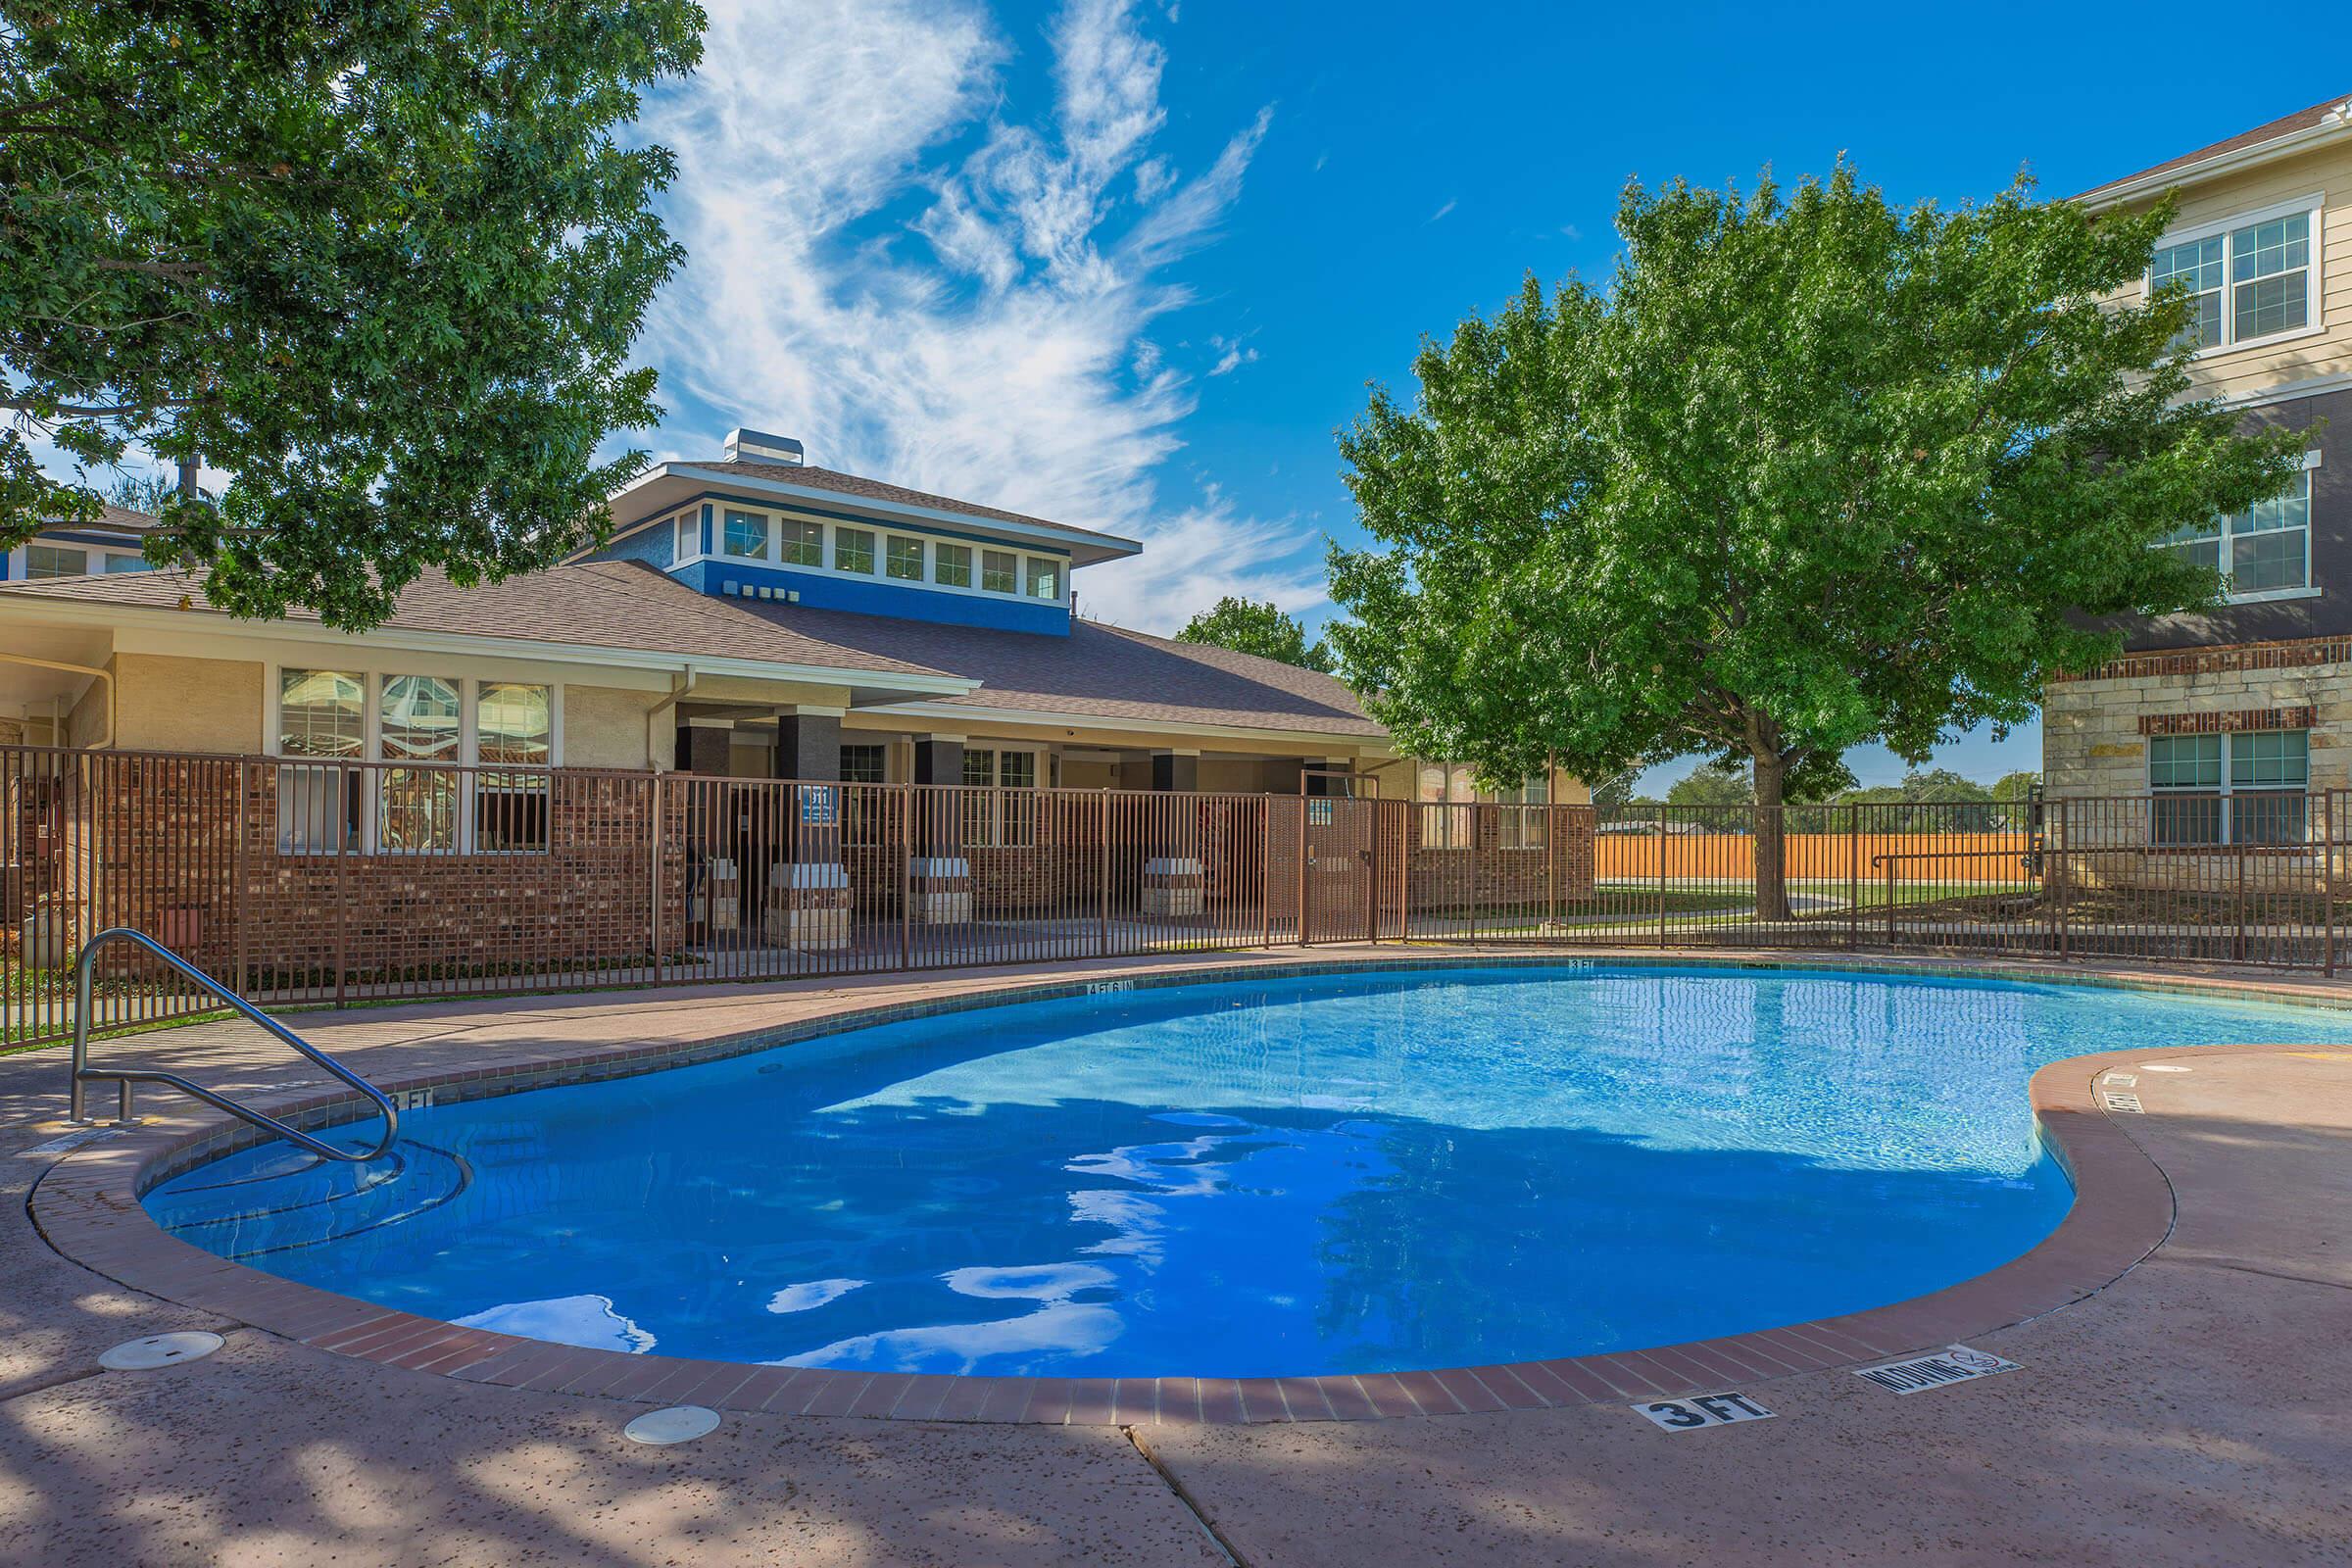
left=2044, top=95, right=2352, bottom=838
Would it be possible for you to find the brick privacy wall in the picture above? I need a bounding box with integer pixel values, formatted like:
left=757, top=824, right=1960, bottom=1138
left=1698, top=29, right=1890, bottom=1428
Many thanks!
left=67, top=761, right=678, bottom=985
left=1405, top=806, right=1597, bottom=914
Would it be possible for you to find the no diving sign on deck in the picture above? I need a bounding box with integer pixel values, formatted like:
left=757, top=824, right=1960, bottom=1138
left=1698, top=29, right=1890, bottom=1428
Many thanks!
left=1854, top=1345, right=2021, bottom=1395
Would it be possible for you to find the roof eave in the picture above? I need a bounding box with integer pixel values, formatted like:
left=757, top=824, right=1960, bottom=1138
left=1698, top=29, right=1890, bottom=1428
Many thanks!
left=605, top=463, right=1145, bottom=567
left=2078, top=115, right=2352, bottom=211
left=864, top=698, right=1388, bottom=749
left=0, top=591, right=982, bottom=702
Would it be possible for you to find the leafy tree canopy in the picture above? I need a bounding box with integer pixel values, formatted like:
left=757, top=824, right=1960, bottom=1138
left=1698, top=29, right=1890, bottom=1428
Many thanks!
left=1, top=0, right=705, bottom=627
left=1175, top=595, right=1339, bottom=674
left=1329, top=164, right=2304, bottom=913
left=1664, top=760, right=1752, bottom=808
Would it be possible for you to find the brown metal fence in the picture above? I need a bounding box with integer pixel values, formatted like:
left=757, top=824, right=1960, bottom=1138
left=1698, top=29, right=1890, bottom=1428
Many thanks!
left=6, top=741, right=2347, bottom=1051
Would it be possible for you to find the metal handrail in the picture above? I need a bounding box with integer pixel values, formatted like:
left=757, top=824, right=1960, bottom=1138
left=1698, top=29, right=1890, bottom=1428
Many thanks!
left=70, top=927, right=398, bottom=1162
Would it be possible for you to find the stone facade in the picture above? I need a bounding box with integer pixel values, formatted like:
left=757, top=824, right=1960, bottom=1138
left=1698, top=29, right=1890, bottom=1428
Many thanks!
left=2042, top=638, right=2352, bottom=798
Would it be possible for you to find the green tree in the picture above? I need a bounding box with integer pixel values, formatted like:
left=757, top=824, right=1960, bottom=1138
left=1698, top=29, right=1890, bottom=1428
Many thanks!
left=101, top=472, right=176, bottom=517
left=1, top=0, right=705, bottom=628
left=1329, top=165, right=2304, bottom=917
left=1175, top=596, right=1339, bottom=674
left=1664, top=760, right=1753, bottom=812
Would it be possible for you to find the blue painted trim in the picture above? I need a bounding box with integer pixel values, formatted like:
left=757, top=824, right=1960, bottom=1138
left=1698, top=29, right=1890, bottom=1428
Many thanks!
left=686, top=559, right=1071, bottom=636
left=28, top=528, right=147, bottom=550
left=699, top=503, right=712, bottom=557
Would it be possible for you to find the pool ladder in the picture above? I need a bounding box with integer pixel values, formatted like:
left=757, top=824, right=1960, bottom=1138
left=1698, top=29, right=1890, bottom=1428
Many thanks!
left=69, top=927, right=399, bottom=1163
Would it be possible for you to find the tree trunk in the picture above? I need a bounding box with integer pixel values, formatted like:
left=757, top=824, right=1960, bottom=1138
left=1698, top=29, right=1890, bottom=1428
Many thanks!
left=1753, top=750, right=1791, bottom=922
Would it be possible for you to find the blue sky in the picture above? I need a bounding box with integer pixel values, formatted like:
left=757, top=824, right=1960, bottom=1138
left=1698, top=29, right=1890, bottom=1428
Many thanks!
left=621, top=2, right=2344, bottom=790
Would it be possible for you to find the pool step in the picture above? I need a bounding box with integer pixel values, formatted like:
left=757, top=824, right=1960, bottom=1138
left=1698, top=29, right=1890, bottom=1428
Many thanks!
left=149, top=1141, right=472, bottom=1259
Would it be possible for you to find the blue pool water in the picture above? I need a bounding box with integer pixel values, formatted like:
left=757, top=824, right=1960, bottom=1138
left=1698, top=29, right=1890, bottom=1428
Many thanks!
left=145, top=965, right=2352, bottom=1377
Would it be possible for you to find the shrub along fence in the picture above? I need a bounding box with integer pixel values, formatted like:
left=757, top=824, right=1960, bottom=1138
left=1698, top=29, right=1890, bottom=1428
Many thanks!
left=3, top=742, right=2344, bottom=1049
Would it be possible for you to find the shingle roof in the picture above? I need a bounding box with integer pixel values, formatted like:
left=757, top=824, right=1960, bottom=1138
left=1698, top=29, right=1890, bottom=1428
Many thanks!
left=37, top=504, right=159, bottom=535
left=731, top=599, right=1385, bottom=737
left=683, top=461, right=1141, bottom=553
left=2077, top=93, right=2352, bottom=200
left=0, top=559, right=956, bottom=681
left=0, top=559, right=1380, bottom=736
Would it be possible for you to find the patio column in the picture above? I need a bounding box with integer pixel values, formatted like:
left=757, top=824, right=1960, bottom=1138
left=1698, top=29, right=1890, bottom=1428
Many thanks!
left=1150, top=750, right=1199, bottom=792
left=679, top=718, right=732, bottom=776
left=909, top=733, right=971, bottom=924
left=767, top=707, right=852, bottom=952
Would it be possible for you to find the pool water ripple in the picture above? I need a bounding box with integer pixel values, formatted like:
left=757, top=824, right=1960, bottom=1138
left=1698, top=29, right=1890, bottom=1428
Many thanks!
left=143, top=966, right=2352, bottom=1378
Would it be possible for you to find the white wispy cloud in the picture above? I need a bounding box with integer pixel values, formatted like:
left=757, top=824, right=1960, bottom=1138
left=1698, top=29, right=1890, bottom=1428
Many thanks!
left=1206, top=332, right=1259, bottom=376
left=630, top=0, right=1321, bottom=629
left=1428, top=198, right=1456, bottom=222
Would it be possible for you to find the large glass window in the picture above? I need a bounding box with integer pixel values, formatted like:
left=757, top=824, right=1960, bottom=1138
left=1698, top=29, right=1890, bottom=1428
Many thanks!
left=24, top=544, right=88, bottom=578
left=887, top=536, right=924, bottom=580
left=960, top=747, right=1038, bottom=846
left=935, top=543, right=973, bottom=587
left=722, top=510, right=768, bottom=560
left=672, top=514, right=694, bottom=562
left=1417, top=761, right=1549, bottom=849
left=377, top=675, right=463, bottom=851
left=277, top=669, right=365, bottom=852
left=104, top=553, right=152, bottom=572
left=1025, top=557, right=1061, bottom=600
left=981, top=549, right=1017, bottom=594
left=835, top=527, right=875, bottom=574
left=781, top=518, right=823, bottom=566
left=476, top=682, right=553, bottom=852
left=2160, top=470, right=2311, bottom=598
left=2152, top=208, right=2315, bottom=351
left=2149, top=729, right=2305, bottom=846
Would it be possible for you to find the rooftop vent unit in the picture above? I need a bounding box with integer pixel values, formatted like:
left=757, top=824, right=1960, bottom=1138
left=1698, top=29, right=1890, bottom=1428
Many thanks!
left=723, top=428, right=805, bottom=466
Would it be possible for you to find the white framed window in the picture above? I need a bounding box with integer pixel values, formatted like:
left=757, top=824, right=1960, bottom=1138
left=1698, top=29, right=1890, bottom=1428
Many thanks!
left=886, top=535, right=924, bottom=581
left=935, top=542, right=973, bottom=587
left=270, top=669, right=560, bottom=855
left=2146, top=197, right=2322, bottom=354
left=671, top=513, right=694, bottom=564
left=780, top=518, right=823, bottom=566
left=103, top=552, right=151, bottom=572
left=722, top=509, right=769, bottom=560
left=1024, top=557, right=1061, bottom=600
left=2159, top=466, right=2315, bottom=602
left=25, top=544, right=89, bottom=578
left=1416, top=761, right=1550, bottom=849
left=980, top=549, right=1017, bottom=594
left=834, top=526, right=875, bottom=574
left=2149, top=728, right=2307, bottom=846
left=960, top=746, right=1040, bottom=846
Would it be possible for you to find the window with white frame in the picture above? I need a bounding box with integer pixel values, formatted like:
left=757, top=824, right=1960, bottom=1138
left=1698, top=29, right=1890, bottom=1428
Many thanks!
left=103, top=553, right=152, bottom=572
left=936, top=542, right=973, bottom=587
left=25, top=544, right=89, bottom=578
left=722, top=509, right=768, bottom=560
left=835, top=527, right=875, bottom=574
left=2148, top=728, right=2307, bottom=846
left=1417, top=761, right=1551, bottom=849
left=2148, top=202, right=2318, bottom=353
left=1024, top=557, right=1061, bottom=600
left=780, top=518, right=823, bottom=566
left=960, top=747, right=1039, bottom=846
left=980, top=549, right=1017, bottom=594
left=887, top=535, right=924, bottom=580
left=475, top=683, right=553, bottom=852
left=672, top=514, right=693, bottom=563
left=276, top=668, right=366, bottom=851
left=2158, top=468, right=2313, bottom=599
left=273, top=670, right=555, bottom=854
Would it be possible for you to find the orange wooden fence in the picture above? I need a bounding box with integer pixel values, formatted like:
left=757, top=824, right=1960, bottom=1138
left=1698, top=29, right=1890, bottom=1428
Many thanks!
left=1594, top=831, right=2034, bottom=885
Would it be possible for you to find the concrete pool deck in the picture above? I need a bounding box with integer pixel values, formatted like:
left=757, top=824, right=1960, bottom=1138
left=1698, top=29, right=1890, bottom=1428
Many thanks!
left=2, top=946, right=2349, bottom=1564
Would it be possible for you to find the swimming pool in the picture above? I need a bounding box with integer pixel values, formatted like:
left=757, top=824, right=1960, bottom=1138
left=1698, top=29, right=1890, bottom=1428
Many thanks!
left=143, top=964, right=2352, bottom=1379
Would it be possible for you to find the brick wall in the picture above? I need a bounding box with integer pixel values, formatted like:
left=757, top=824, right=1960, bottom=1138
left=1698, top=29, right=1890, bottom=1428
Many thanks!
left=2042, top=654, right=2352, bottom=797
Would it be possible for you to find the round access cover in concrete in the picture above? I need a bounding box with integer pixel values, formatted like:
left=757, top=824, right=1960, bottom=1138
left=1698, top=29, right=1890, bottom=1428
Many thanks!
left=100, top=1332, right=225, bottom=1370
left=623, top=1404, right=721, bottom=1445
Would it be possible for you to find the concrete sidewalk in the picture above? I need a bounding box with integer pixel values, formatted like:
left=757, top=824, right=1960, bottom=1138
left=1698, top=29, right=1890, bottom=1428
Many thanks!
left=1, top=952, right=2348, bottom=1565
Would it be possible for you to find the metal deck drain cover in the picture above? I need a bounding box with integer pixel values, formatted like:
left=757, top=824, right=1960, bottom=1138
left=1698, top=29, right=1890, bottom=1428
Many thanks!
left=100, top=1332, right=225, bottom=1370
left=624, top=1404, right=721, bottom=1445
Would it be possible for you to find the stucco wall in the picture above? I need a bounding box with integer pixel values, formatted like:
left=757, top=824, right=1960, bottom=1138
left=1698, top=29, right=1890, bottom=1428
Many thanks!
left=565, top=683, right=663, bottom=770
left=106, top=653, right=264, bottom=753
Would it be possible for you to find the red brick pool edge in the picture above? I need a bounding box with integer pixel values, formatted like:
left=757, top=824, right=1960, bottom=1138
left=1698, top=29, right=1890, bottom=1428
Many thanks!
left=24, top=954, right=2203, bottom=1425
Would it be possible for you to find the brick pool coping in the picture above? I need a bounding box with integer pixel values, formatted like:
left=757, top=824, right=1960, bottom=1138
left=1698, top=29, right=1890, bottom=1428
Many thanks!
left=26, top=950, right=2313, bottom=1426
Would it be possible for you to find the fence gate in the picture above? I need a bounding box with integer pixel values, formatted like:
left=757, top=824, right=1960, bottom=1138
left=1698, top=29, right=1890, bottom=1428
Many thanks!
left=1298, top=795, right=1393, bottom=944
